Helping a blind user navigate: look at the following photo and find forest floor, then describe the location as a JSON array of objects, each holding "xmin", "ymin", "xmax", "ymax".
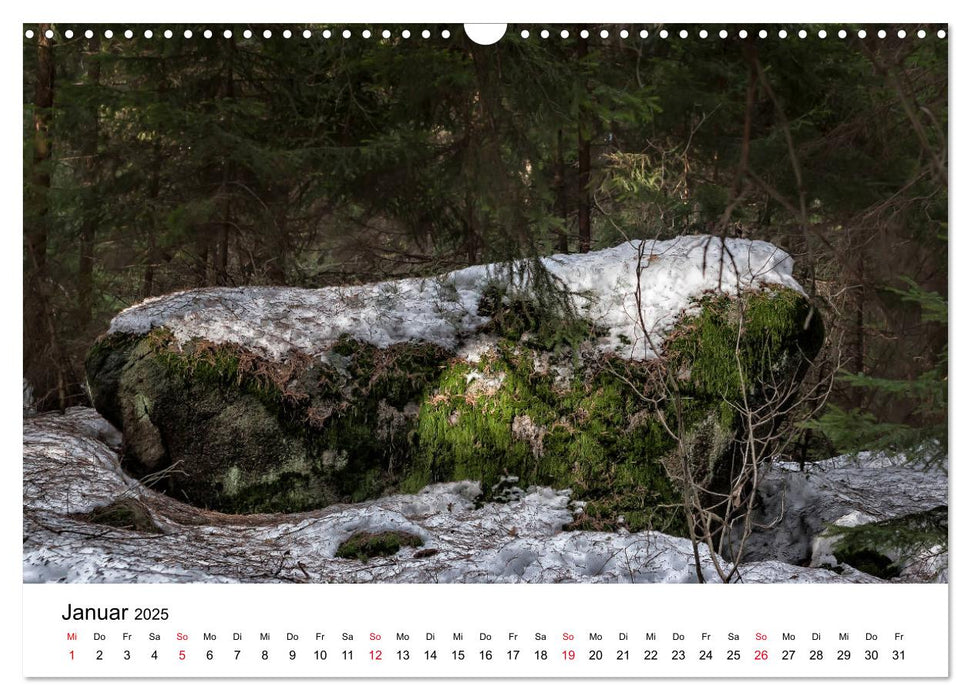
[{"xmin": 22, "ymin": 408, "xmax": 947, "ymax": 584}]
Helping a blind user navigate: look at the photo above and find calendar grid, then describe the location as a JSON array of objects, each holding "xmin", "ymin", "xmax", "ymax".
[{"xmin": 23, "ymin": 584, "xmax": 948, "ymax": 678}]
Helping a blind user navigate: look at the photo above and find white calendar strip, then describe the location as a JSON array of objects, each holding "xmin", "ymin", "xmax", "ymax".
[{"xmin": 23, "ymin": 583, "xmax": 947, "ymax": 678}]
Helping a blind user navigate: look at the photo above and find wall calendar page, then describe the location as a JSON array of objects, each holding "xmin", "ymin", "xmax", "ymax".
[{"xmin": 15, "ymin": 3, "xmax": 956, "ymax": 694}]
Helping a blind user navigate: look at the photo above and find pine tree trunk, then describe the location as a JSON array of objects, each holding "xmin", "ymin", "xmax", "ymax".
[
  {"xmin": 25, "ymin": 26, "xmax": 53, "ymax": 284},
  {"xmin": 576, "ymin": 35, "xmax": 592, "ymax": 254},
  {"xmin": 216, "ymin": 39, "xmax": 235, "ymax": 284},
  {"xmin": 77, "ymin": 35, "xmax": 101, "ymax": 329},
  {"xmin": 554, "ymin": 129, "xmax": 569, "ymax": 254},
  {"xmin": 267, "ymin": 200, "xmax": 288, "ymax": 284},
  {"xmin": 465, "ymin": 195, "xmax": 480, "ymax": 264},
  {"xmin": 217, "ymin": 182, "xmax": 231, "ymax": 284},
  {"xmin": 142, "ymin": 142, "xmax": 162, "ymax": 298},
  {"xmin": 24, "ymin": 24, "xmax": 66, "ymax": 410},
  {"xmin": 853, "ymin": 252, "xmax": 867, "ymax": 406}
]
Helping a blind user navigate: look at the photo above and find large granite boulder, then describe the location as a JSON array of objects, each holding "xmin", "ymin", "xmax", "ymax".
[{"xmin": 85, "ymin": 235, "xmax": 823, "ymax": 530}]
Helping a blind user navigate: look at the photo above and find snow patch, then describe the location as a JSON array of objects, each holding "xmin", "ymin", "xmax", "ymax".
[
  {"xmin": 108, "ymin": 236, "xmax": 803, "ymax": 362},
  {"xmin": 745, "ymin": 451, "xmax": 948, "ymax": 572},
  {"xmin": 24, "ymin": 409, "xmax": 879, "ymax": 584}
]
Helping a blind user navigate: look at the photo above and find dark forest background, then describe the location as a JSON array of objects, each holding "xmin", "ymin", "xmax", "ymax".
[{"xmin": 23, "ymin": 24, "xmax": 948, "ymax": 460}]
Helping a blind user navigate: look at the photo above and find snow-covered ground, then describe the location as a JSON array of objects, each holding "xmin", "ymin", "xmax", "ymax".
[
  {"xmin": 746, "ymin": 451, "xmax": 948, "ymax": 578},
  {"xmin": 108, "ymin": 235, "xmax": 802, "ymax": 361},
  {"xmin": 25, "ymin": 408, "xmax": 888, "ymax": 584}
]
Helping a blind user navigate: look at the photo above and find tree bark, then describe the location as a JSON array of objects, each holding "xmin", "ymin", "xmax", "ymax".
[
  {"xmin": 216, "ymin": 37, "xmax": 236, "ymax": 284},
  {"xmin": 576, "ymin": 35, "xmax": 592, "ymax": 254},
  {"xmin": 77, "ymin": 35, "xmax": 101, "ymax": 329},
  {"xmin": 25, "ymin": 25, "xmax": 54, "ymax": 283},
  {"xmin": 854, "ymin": 253, "xmax": 867, "ymax": 376},
  {"xmin": 24, "ymin": 24, "xmax": 66, "ymax": 409},
  {"xmin": 266, "ymin": 194, "xmax": 289, "ymax": 284},
  {"xmin": 142, "ymin": 142, "xmax": 162, "ymax": 298},
  {"xmin": 554, "ymin": 129, "xmax": 569, "ymax": 254}
]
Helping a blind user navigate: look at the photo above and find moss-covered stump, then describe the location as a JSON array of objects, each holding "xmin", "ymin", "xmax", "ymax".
[{"xmin": 86, "ymin": 282, "xmax": 821, "ymax": 532}]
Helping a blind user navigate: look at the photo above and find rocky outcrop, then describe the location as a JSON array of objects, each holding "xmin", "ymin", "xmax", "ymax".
[{"xmin": 85, "ymin": 236, "xmax": 823, "ymax": 527}]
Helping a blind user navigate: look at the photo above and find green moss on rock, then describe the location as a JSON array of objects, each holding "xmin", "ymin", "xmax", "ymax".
[
  {"xmin": 84, "ymin": 498, "xmax": 162, "ymax": 534},
  {"xmin": 336, "ymin": 531, "xmax": 424, "ymax": 562},
  {"xmin": 85, "ymin": 284, "xmax": 822, "ymax": 532},
  {"xmin": 666, "ymin": 287, "xmax": 824, "ymax": 401},
  {"xmin": 413, "ymin": 345, "xmax": 687, "ymax": 533},
  {"xmin": 89, "ymin": 328, "xmax": 451, "ymax": 514}
]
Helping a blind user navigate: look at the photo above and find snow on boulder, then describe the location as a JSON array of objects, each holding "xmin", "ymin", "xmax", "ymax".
[
  {"xmin": 107, "ymin": 236, "xmax": 803, "ymax": 362},
  {"xmin": 85, "ymin": 236, "xmax": 823, "ymax": 526}
]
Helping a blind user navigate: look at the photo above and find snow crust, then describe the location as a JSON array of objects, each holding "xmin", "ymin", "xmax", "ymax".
[
  {"xmin": 24, "ymin": 409, "xmax": 877, "ymax": 584},
  {"xmin": 108, "ymin": 236, "xmax": 803, "ymax": 361},
  {"xmin": 745, "ymin": 451, "xmax": 948, "ymax": 570}
]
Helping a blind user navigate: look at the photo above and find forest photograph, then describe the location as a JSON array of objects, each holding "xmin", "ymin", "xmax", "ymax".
[{"xmin": 22, "ymin": 24, "xmax": 947, "ymax": 584}]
